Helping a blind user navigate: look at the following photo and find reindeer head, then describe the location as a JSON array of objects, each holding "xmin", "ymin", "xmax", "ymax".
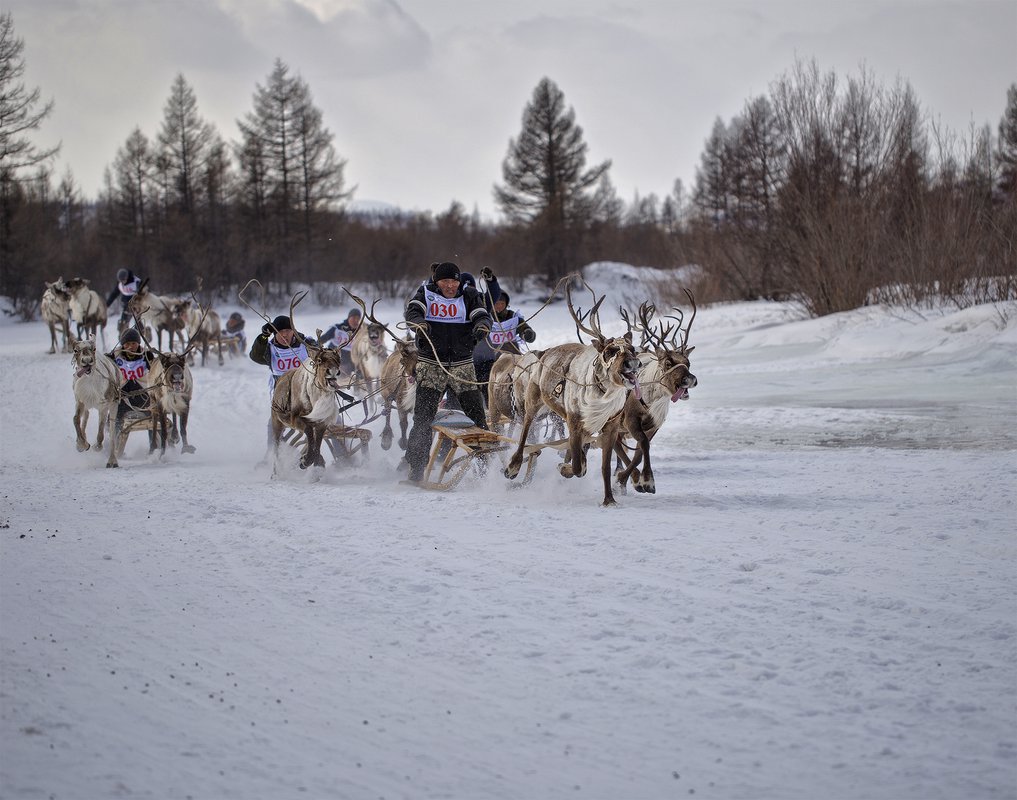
[
  {"xmin": 645, "ymin": 289, "xmax": 698, "ymax": 402},
  {"xmin": 366, "ymin": 322, "xmax": 386, "ymax": 349},
  {"xmin": 72, "ymin": 338, "xmax": 98, "ymax": 376},
  {"xmin": 156, "ymin": 352, "xmax": 190, "ymax": 392},
  {"xmin": 47, "ymin": 278, "xmax": 71, "ymax": 300},
  {"xmin": 65, "ymin": 277, "xmax": 90, "ymax": 297},
  {"xmin": 394, "ymin": 336, "xmax": 419, "ymax": 381},
  {"xmin": 597, "ymin": 333, "xmax": 643, "ymax": 394},
  {"xmin": 310, "ymin": 347, "xmax": 345, "ymax": 391}
]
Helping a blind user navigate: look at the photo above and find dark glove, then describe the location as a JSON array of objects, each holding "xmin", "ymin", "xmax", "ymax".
[
  {"xmin": 473, "ymin": 325, "xmax": 490, "ymax": 344},
  {"xmin": 261, "ymin": 321, "xmax": 274, "ymax": 336},
  {"xmin": 412, "ymin": 322, "xmax": 430, "ymax": 339},
  {"xmin": 521, "ymin": 328, "xmax": 536, "ymax": 343},
  {"xmin": 480, "ymin": 267, "xmax": 495, "ymax": 282}
]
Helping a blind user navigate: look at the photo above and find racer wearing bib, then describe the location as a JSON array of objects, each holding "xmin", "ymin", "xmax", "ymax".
[
  {"xmin": 249, "ymin": 315, "xmax": 312, "ymax": 457},
  {"xmin": 319, "ymin": 308, "xmax": 362, "ymax": 375},
  {"xmin": 472, "ymin": 291, "xmax": 536, "ymax": 397},
  {"xmin": 107, "ymin": 328, "xmax": 154, "ymax": 417},
  {"xmin": 105, "ymin": 268, "xmax": 144, "ymax": 332},
  {"xmin": 402, "ymin": 261, "xmax": 492, "ymax": 483}
]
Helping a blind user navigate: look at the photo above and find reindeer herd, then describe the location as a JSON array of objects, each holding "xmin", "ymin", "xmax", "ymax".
[{"xmin": 42, "ymin": 275, "xmax": 697, "ymax": 505}]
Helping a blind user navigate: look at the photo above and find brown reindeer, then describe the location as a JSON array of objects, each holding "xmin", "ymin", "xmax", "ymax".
[
  {"xmin": 71, "ymin": 337, "xmax": 120, "ymax": 453},
  {"xmin": 147, "ymin": 351, "xmax": 196, "ymax": 455},
  {"xmin": 129, "ymin": 284, "xmax": 188, "ymax": 352},
  {"xmin": 180, "ymin": 300, "xmax": 224, "ymax": 366},
  {"xmin": 377, "ymin": 336, "xmax": 418, "ymax": 450},
  {"xmin": 270, "ymin": 343, "xmax": 346, "ymax": 471},
  {"xmin": 42, "ymin": 278, "xmax": 72, "ymax": 354},
  {"xmin": 65, "ymin": 278, "xmax": 108, "ymax": 348},
  {"xmin": 351, "ymin": 320, "xmax": 389, "ymax": 402},
  {"xmin": 614, "ymin": 294, "xmax": 698, "ymax": 494},
  {"xmin": 503, "ymin": 282, "xmax": 642, "ymax": 506}
]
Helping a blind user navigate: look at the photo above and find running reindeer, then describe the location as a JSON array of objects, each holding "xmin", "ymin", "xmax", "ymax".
[
  {"xmin": 65, "ymin": 277, "xmax": 108, "ymax": 348},
  {"xmin": 268, "ymin": 295, "xmax": 347, "ymax": 471},
  {"xmin": 503, "ymin": 280, "xmax": 642, "ymax": 506},
  {"xmin": 42, "ymin": 278, "xmax": 72, "ymax": 354},
  {"xmin": 71, "ymin": 336, "xmax": 120, "ymax": 453},
  {"xmin": 613, "ymin": 293, "xmax": 697, "ymax": 494},
  {"xmin": 128, "ymin": 282, "xmax": 188, "ymax": 351}
]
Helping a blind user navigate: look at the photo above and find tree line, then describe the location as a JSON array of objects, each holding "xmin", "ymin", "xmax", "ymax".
[{"xmin": 0, "ymin": 11, "xmax": 1013, "ymax": 320}]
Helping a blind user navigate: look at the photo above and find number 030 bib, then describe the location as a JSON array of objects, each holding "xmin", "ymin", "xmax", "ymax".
[{"xmin": 424, "ymin": 289, "xmax": 466, "ymax": 323}]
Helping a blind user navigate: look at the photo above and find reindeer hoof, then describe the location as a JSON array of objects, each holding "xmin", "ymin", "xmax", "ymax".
[
  {"xmin": 398, "ymin": 438, "xmax": 408, "ymax": 450},
  {"xmin": 602, "ymin": 498, "xmax": 618, "ymax": 507},
  {"xmin": 558, "ymin": 463, "xmax": 575, "ymax": 478},
  {"xmin": 181, "ymin": 445, "xmax": 196, "ymax": 454},
  {"xmin": 380, "ymin": 432, "xmax": 393, "ymax": 450},
  {"xmin": 106, "ymin": 462, "xmax": 118, "ymax": 469},
  {"xmin": 503, "ymin": 465, "xmax": 519, "ymax": 480},
  {"xmin": 76, "ymin": 441, "xmax": 89, "ymax": 452}
]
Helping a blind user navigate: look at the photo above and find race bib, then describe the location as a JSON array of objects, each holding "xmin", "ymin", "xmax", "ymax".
[
  {"xmin": 119, "ymin": 279, "xmax": 139, "ymax": 297},
  {"xmin": 115, "ymin": 355, "xmax": 146, "ymax": 382},
  {"xmin": 489, "ymin": 315, "xmax": 521, "ymax": 346},
  {"xmin": 424, "ymin": 289, "xmax": 466, "ymax": 323},
  {"xmin": 269, "ymin": 342, "xmax": 309, "ymax": 377}
]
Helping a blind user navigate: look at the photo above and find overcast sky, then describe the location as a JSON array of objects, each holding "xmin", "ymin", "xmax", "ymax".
[{"xmin": 9, "ymin": 0, "xmax": 1016, "ymax": 218}]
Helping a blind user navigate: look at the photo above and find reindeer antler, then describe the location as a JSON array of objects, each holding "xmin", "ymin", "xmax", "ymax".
[
  {"xmin": 678, "ymin": 288, "xmax": 697, "ymax": 353},
  {"xmin": 566, "ymin": 278, "xmax": 607, "ymax": 344},
  {"xmin": 342, "ymin": 286, "xmax": 401, "ymax": 343}
]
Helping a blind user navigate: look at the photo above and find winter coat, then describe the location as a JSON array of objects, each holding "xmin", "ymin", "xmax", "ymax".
[{"xmin": 405, "ymin": 281, "xmax": 491, "ymax": 366}]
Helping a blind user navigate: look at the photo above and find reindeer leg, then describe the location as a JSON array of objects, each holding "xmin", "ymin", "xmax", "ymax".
[
  {"xmin": 632, "ymin": 429, "xmax": 655, "ymax": 494},
  {"xmin": 94, "ymin": 408, "xmax": 107, "ymax": 451},
  {"xmin": 106, "ymin": 411, "xmax": 122, "ymax": 468},
  {"xmin": 180, "ymin": 410, "xmax": 195, "ymax": 454},
  {"xmin": 600, "ymin": 427, "xmax": 619, "ymax": 506},
  {"xmin": 505, "ymin": 381, "xmax": 542, "ymax": 480},
  {"xmin": 74, "ymin": 404, "xmax": 90, "ymax": 451}
]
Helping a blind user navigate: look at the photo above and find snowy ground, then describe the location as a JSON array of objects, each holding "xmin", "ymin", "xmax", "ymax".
[{"xmin": 1, "ymin": 272, "xmax": 1015, "ymax": 800}]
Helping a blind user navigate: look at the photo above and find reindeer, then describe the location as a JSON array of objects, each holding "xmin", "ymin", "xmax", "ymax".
[
  {"xmin": 350, "ymin": 319, "xmax": 389, "ymax": 403},
  {"xmin": 613, "ymin": 294, "xmax": 698, "ymax": 494},
  {"xmin": 377, "ymin": 337, "xmax": 418, "ymax": 450},
  {"xmin": 147, "ymin": 350, "xmax": 196, "ymax": 455},
  {"xmin": 181, "ymin": 300, "xmax": 224, "ymax": 367},
  {"xmin": 128, "ymin": 283, "xmax": 188, "ymax": 352},
  {"xmin": 503, "ymin": 281, "xmax": 642, "ymax": 506},
  {"xmin": 270, "ymin": 344, "xmax": 346, "ymax": 471},
  {"xmin": 65, "ymin": 278, "xmax": 108, "ymax": 348},
  {"xmin": 71, "ymin": 337, "xmax": 120, "ymax": 453},
  {"xmin": 42, "ymin": 278, "xmax": 72, "ymax": 354}
]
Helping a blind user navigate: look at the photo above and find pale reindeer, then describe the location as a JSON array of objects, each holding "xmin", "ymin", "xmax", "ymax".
[
  {"xmin": 270, "ymin": 344, "xmax": 346, "ymax": 471},
  {"xmin": 613, "ymin": 295, "xmax": 698, "ymax": 494},
  {"xmin": 180, "ymin": 300, "xmax": 224, "ymax": 367},
  {"xmin": 488, "ymin": 350, "xmax": 566, "ymax": 442},
  {"xmin": 377, "ymin": 337, "xmax": 418, "ymax": 451},
  {"xmin": 42, "ymin": 278, "xmax": 72, "ymax": 354},
  {"xmin": 65, "ymin": 277, "xmax": 108, "ymax": 348},
  {"xmin": 350, "ymin": 320, "xmax": 389, "ymax": 403},
  {"xmin": 128, "ymin": 283, "xmax": 188, "ymax": 352},
  {"xmin": 147, "ymin": 350, "xmax": 196, "ymax": 455},
  {"xmin": 71, "ymin": 337, "xmax": 120, "ymax": 453},
  {"xmin": 503, "ymin": 282, "xmax": 642, "ymax": 506}
]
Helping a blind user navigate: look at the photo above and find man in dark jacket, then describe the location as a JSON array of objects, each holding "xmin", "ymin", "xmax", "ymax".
[
  {"xmin": 403, "ymin": 261, "xmax": 492, "ymax": 482},
  {"xmin": 106, "ymin": 268, "xmax": 143, "ymax": 332}
]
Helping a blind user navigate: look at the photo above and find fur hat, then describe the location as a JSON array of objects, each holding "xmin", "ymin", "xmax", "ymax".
[
  {"xmin": 271, "ymin": 315, "xmax": 292, "ymax": 331},
  {"xmin": 432, "ymin": 262, "xmax": 460, "ymax": 282}
]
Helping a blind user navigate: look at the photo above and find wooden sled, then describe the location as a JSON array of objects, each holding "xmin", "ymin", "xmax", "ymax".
[
  {"xmin": 115, "ymin": 413, "xmax": 193, "ymax": 456},
  {"xmin": 284, "ymin": 424, "xmax": 372, "ymax": 466},
  {"xmin": 410, "ymin": 423, "xmax": 516, "ymax": 491}
]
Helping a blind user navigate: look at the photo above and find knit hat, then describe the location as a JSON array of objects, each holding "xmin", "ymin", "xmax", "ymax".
[
  {"xmin": 117, "ymin": 268, "xmax": 129, "ymax": 283},
  {"xmin": 459, "ymin": 271, "xmax": 476, "ymax": 289},
  {"xmin": 121, "ymin": 328, "xmax": 141, "ymax": 345},
  {"xmin": 271, "ymin": 315, "xmax": 292, "ymax": 331},
  {"xmin": 347, "ymin": 308, "xmax": 362, "ymax": 318},
  {"xmin": 432, "ymin": 262, "xmax": 460, "ymax": 282},
  {"xmin": 498, "ymin": 291, "xmax": 510, "ymax": 305}
]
